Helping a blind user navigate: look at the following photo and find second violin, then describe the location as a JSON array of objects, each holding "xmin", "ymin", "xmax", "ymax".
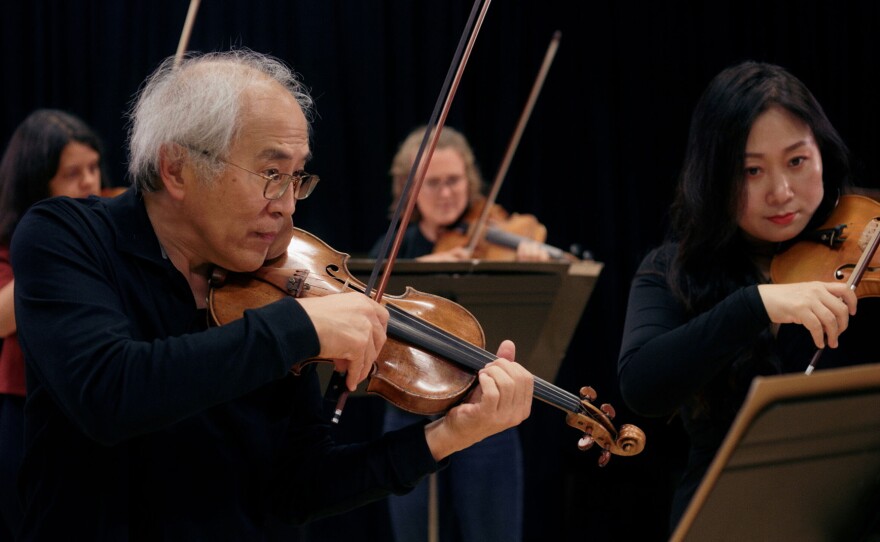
[
  {"xmin": 378, "ymin": 126, "xmax": 580, "ymax": 263},
  {"xmin": 433, "ymin": 196, "xmax": 579, "ymax": 261},
  {"xmin": 771, "ymin": 194, "xmax": 880, "ymax": 298}
]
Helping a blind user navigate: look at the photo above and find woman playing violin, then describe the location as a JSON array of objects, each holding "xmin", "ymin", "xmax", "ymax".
[
  {"xmin": 617, "ymin": 61, "xmax": 880, "ymax": 535},
  {"xmin": 371, "ymin": 125, "xmax": 550, "ymax": 263},
  {"xmin": 369, "ymin": 125, "xmax": 546, "ymax": 542},
  {"xmin": 0, "ymin": 109, "xmax": 108, "ymax": 538}
]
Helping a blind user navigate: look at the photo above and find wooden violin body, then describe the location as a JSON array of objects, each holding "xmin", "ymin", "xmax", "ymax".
[
  {"xmin": 209, "ymin": 228, "xmax": 645, "ymax": 463},
  {"xmin": 433, "ymin": 199, "xmax": 577, "ymax": 261},
  {"xmin": 209, "ymin": 230, "xmax": 481, "ymax": 414},
  {"xmin": 101, "ymin": 186, "xmax": 128, "ymax": 198},
  {"xmin": 771, "ymin": 194, "xmax": 880, "ymax": 297}
]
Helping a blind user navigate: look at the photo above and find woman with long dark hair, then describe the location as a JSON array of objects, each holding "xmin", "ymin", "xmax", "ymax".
[
  {"xmin": 0, "ymin": 108, "xmax": 107, "ymax": 539},
  {"xmin": 617, "ymin": 61, "xmax": 878, "ymax": 533}
]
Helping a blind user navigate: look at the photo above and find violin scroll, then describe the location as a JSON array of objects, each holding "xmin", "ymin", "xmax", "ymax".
[{"xmin": 565, "ymin": 384, "xmax": 646, "ymax": 466}]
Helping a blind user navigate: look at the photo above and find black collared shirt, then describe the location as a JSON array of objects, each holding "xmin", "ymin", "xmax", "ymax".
[{"xmin": 11, "ymin": 189, "xmax": 438, "ymax": 541}]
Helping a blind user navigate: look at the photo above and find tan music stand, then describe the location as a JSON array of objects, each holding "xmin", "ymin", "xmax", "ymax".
[
  {"xmin": 345, "ymin": 258, "xmax": 603, "ymax": 383},
  {"xmin": 671, "ymin": 363, "xmax": 880, "ymax": 542}
]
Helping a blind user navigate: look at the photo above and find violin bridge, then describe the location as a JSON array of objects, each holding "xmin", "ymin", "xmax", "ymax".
[
  {"xmin": 858, "ymin": 218, "xmax": 880, "ymax": 252},
  {"xmin": 286, "ymin": 269, "xmax": 311, "ymax": 297}
]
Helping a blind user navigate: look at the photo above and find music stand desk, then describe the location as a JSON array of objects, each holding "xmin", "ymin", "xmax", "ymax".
[{"xmin": 672, "ymin": 363, "xmax": 880, "ymax": 541}]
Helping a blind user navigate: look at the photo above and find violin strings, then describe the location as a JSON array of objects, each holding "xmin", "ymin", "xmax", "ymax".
[
  {"xmin": 386, "ymin": 304, "xmax": 583, "ymax": 413},
  {"xmin": 300, "ymin": 270, "xmax": 586, "ymax": 414}
]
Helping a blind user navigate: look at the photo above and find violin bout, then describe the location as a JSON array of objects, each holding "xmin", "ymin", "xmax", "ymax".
[{"xmin": 771, "ymin": 195, "xmax": 880, "ymax": 298}]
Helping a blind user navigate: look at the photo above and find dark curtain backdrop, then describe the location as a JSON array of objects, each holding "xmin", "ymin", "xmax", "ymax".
[{"xmin": 4, "ymin": 1, "xmax": 880, "ymax": 540}]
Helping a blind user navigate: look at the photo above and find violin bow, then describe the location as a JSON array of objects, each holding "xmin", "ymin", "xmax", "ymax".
[
  {"xmin": 805, "ymin": 214, "xmax": 880, "ymax": 374},
  {"xmin": 466, "ymin": 30, "xmax": 561, "ymax": 255},
  {"xmin": 173, "ymin": 0, "xmax": 201, "ymax": 69},
  {"xmin": 328, "ymin": 0, "xmax": 493, "ymax": 422}
]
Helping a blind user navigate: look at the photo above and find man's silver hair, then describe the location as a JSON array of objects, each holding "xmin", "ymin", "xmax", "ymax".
[{"xmin": 127, "ymin": 48, "xmax": 315, "ymax": 192}]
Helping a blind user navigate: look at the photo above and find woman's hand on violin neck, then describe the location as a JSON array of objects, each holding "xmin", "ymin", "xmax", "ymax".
[
  {"xmin": 297, "ymin": 292, "xmax": 389, "ymax": 391},
  {"xmin": 758, "ymin": 281, "xmax": 857, "ymax": 349},
  {"xmin": 423, "ymin": 339, "xmax": 534, "ymax": 461}
]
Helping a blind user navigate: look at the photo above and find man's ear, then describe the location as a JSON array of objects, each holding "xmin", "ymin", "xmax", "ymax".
[{"xmin": 157, "ymin": 143, "xmax": 188, "ymax": 200}]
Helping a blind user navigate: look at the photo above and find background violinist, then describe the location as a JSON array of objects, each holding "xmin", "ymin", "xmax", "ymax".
[
  {"xmin": 0, "ymin": 109, "xmax": 107, "ymax": 539},
  {"xmin": 369, "ymin": 125, "xmax": 550, "ymax": 542},
  {"xmin": 371, "ymin": 125, "xmax": 551, "ymax": 264},
  {"xmin": 616, "ymin": 60, "xmax": 880, "ymax": 536}
]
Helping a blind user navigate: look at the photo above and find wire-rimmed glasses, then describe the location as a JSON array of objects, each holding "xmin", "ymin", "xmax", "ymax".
[{"xmin": 218, "ymin": 158, "xmax": 319, "ymax": 201}]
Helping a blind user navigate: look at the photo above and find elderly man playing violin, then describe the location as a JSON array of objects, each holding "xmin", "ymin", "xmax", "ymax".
[{"xmin": 10, "ymin": 49, "xmax": 533, "ymax": 541}]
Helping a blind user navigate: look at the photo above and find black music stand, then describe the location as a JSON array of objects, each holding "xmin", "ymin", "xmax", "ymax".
[
  {"xmin": 345, "ymin": 258, "xmax": 603, "ymax": 383},
  {"xmin": 671, "ymin": 363, "xmax": 880, "ymax": 542}
]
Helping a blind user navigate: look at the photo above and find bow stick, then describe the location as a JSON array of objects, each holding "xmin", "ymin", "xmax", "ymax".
[
  {"xmin": 466, "ymin": 30, "xmax": 561, "ymax": 255},
  {"xmin": 805, "ymin": 214, "xmax": 880, "ymax": 374},
  {"xmin": 328, "ymin": 0, "xmax": 493, "ymax": 422},
  {"xmin": 173, "ymin": 0, "xmax": 201, "ymax": 68}
]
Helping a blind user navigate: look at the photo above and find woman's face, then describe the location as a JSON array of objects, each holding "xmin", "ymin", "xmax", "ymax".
[
  {"xmin": 415, "ymin": 147, "xmax": 470, "ymax": 231},
  {"xmin": 48, "ymin": 141, "xmax": 102, "ymax": 198},
  {"xmin": 738, "ymin": 106, "xmax": 824, "ymax": 245}
]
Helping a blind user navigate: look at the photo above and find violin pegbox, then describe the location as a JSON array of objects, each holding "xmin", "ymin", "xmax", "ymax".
[{"xmin": 565, "ymin": 385, "xmax": 646, "ymax": 467}]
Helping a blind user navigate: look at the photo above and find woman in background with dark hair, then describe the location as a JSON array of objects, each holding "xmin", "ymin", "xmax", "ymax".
[
  {"xmin": 0, "ymin": 109, "xmax": 106, "ymax": 538},
  {"xmin": 617, "ymin": 61, "xmax": 879, "ymax": 533}
]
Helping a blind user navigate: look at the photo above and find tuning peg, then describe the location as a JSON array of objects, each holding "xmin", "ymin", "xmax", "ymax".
[
  {"xmin": 579, "ymin": 386, "xmax": 597, "ymax": 402},
  {"xmin": 598, "ymin": 449, "xmax": 611, "ymax": 467},
  {"xmin": 577, "ymin": 426, "xmax": 594, "ymax": 451},
  {"xmin": 600, "ymin": 403, "xmax": 616, "ymax": 419},
  {"xmin": 577, "ymin": 434, "xmax": 594, "ymax": 451}
]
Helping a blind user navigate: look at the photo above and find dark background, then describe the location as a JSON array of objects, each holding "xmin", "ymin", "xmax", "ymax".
[{"xmin": 4, "ymin": 1, "xmax": 880, "ymax": 540}]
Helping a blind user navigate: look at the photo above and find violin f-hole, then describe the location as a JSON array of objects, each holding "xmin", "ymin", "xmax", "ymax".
[{"xmin": 835, "ymin": 264, "xmax": 880, "ymax": 281}]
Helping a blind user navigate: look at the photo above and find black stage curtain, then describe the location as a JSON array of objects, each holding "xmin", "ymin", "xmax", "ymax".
[{"xmin": 3, "ymin": 2, "xmax": 880, "ymax": 540}]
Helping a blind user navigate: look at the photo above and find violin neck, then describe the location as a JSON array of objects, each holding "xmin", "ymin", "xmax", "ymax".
[
  {"xmin": 387, "ymin": 304, "xmax": 581, "ymax": 414},
  {"xmin": 484, "ymin": 227, "xmax": 569, "ymax": 260}
]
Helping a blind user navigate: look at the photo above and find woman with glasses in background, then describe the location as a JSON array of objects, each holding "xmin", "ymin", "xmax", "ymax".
[
  {"xmin": 369, "ymin": 125, "xmax": 549, "ymax": 542},
  {"xmin": 371, "ymin": 125, "xmax": 551, "ymax": 263}
]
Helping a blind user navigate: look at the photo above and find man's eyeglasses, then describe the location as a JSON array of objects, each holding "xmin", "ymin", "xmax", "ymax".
[
  {"xmin": 219, "ymin": 158, "xmax": 319, "ymax": 201},
  {"xmin": 191, "ymin": 147, "xmax": 319, "ymax": 201}
]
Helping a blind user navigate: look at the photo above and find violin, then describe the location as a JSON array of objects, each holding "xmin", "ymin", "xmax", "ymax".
[
  {"xmin": 433, "ymin": 198, "xmax": 579, "ymax": 261},
  {"xmin": 770, "ymin": 194, "xmax": 880, "ymax": 297},
  {"xmin": 771, "ymin": 194, "xmax": 880, "ymax": 374},
  {"xmin": 101, "ymin": 186, "xmax": 128, "ymax": 198},
  {"xmin": 208, "ymin": 228, "xmax": 645, "ymax": 465}
]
